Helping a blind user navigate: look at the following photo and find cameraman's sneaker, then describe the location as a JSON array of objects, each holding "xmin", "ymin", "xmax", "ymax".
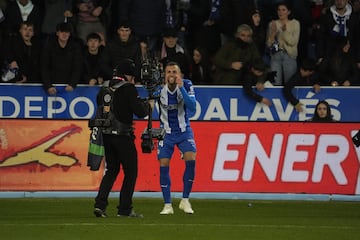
[
  {"xmin": 94, "ymin": 208, "xmax": 107, "ymax": 218},
  {"xmin": 179, "ymin": 199, "xmax": 194, "ymax": 214},
  {"xmin": 160, "ymin": 203, "xmax": 174, "ymax": 215}
]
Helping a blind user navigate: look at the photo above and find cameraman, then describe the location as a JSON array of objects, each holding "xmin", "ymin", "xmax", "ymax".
[
  {"xmin": 93, "ymin": 59, "xmax": 150, "ymax": 218},
  {"xmin": 157, "ymin": 61, "xmax": 197, "ymax": 215}
]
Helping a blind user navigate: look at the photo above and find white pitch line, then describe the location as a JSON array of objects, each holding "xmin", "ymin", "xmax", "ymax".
[{"xmin": 0, "ymin": 223, "xmax": 357, "ymax": 229}]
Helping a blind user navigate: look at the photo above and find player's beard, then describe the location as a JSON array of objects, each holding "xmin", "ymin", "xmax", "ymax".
[{"xmin": 168, "ymin": 75, "xmax": 177, "ymax": 81}]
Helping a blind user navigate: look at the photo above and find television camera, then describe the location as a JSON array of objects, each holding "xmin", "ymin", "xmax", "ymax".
[
  {"xmin": 140, "ymin": 55, "xmax": 164, "ymax": 99},
  {"xmin": 140, "ymin": 55, "xmax": 165, "ymax": 153}
]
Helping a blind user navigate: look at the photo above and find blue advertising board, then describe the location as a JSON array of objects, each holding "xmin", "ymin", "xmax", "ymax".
[{"xmin": 0, "ymin": 83, "xmax": 359, "ymax": 121}]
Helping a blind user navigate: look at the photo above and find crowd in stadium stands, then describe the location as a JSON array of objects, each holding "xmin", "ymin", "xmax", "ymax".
[{"xmin": 0, "ymin": 0, "xmax": 359, "ymax": 91}]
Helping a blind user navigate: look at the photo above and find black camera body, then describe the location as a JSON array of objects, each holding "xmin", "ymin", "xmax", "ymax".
[
  {"xmin": 141, "ymin": 131, "xmax": 153, "ymax": 153},
  {"xmin": 140, "ymin": 57, "xmax": 163, "ymax": 99},
  {"xmin": 141, "ymin": 128, "xmax": 166, "ymax": 153}
]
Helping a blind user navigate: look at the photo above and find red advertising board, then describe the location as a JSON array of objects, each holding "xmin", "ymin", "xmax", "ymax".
[{"xmin": 0, "ymin": 120, "xmax": 359, "ymax": 194}]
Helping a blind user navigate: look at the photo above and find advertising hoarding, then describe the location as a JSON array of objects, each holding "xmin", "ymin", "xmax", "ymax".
[{"xmin": 1, "ymin": 120, "xmax": 359, "ymax": 194}]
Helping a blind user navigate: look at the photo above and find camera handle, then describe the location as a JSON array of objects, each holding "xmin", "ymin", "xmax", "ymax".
[
  {"xmin": 147, "ymin": 101, "xmax": 153, "ymax": 134},
  {"xmin": 140, "ymin": 101, "xmax": 155, "ymax": 153}
]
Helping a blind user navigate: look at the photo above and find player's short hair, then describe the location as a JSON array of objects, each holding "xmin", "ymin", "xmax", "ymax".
[{"xmin": 165, "ymin": 61, "xmax": 180, "ymax": 68}]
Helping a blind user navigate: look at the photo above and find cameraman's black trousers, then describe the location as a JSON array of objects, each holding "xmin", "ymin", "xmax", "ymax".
[{"xmin": 94, "ymin": 134, "xmax": 138, "ymax": 215}]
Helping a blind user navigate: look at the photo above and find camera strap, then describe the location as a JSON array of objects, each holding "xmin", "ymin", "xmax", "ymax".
[{"xmin": 99, "ymin": 83, "xmax": 134, "ymax": 136}]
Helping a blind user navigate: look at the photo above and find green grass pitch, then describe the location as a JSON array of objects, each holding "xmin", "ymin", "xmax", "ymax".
[{"xmin": 0, "ymin": 197, "xmax": 359, "ymax": 240}]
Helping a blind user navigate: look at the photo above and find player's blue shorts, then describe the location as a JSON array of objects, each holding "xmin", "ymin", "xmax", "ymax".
[{"xmin": 157, "ymin": 128, "xmax": 197, "ymax": 159}]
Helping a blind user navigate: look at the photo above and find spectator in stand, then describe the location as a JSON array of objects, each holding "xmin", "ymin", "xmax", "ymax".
[
  {"xmin": 307, "ymin": 1, "xmax": 338, "ymax": 60},
  {"xmin": 243, "ymin": 58, "xmax": 272, "ymax": 106},
  {"xmin": 81, "ymin": 32, "xmax": 104, "ymax": 85},
  {"xmin": 164, "ymin": 0, "xmax": 190, "ymax": 49},
  {"xmin": 291, "ymin": 0, "xmax": 313, "ymax": 62},
  {"xmin": 247, "ymin": 8, "xmax": 267, "ymax": 62},
  {"xmin": 3, "ymin": 0, "xmax": 42, "ymax": 38},
  {"xmin": 1, "ymin": 21, "xmax": 41, "ymax": 83},
  {"xmin": 321, "ymin": 0, "xmax": 335, "ymax": 13},
  {"xmin": 41, "ymin": 22, "xmax": 83, "ymax": 95},
  {"xmin": 190, "ymin": 46, "xmax": 213, "ymax": 84},
  {"xmin": 99, "ymin": 20, "xmax": 142, "ymax": 82},
  {"xmin": 308, "ymin": 0, "xmax": 326, "ymax": 60},
  {"xmin": 40, "ymin": 0, "xmax": 74, "ymax": 43},
  {"xmin": 266, "ymin": 1, "xmax": 300, "ymax": 86},
  {"xmin": 318, "ymin": 36, "xmax": 359, "ymax": 86},
  {"xmin": 353, "ymin": 0, "xmax": 360, "ymax": 13},
  {"xmin": 316, "ymin": 0, "xmax": 358, "ymax": 64},
  {"xmin": 117, "ymin": 0, "xmax": 166, "ymax": 53},
  {"xmin": 213, "ymin": 24, "xmax": 260, "ymax": 85},
  {"xmin": 160, "ymin": 27, "xmax": 190, "ymax": 78},
  {"xmin": 219, "ymin": 0, "xmax": 257, "ymax": 44},
  {"xmin": 310, "ymin": 100, "xmax": 335, "ymax": 122},
  {"xmin": 72, "ymin": 0, "xmax": 110, "ymax": 44},
  {"xmin": 187, "ymin": 0, "xmax": 221, "ymax": 58},
  {"xmin": 257, "ymin": 0, "xmax": 282, "ymax": 26},
  {"xmin": 283, "ymin": 58, "xmax": 320, "ymax": 113}
]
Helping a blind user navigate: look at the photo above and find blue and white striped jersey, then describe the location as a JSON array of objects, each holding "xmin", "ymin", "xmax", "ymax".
[{"xmin": 158, "ymin": 79, "xmax": 196, "ymax": 134}]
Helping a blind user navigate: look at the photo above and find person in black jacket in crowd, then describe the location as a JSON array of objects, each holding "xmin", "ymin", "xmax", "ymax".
[
  {"xmin": 81, "ymin": 32, "xmax": 105, "ymax": 85},
  {"xmin": 1, "ymin": 20, "xmax": 41, "ymax": 83},
  {"xmin": 246, "ymin": 8, "xmax": 267, "ymax": 60},
  {"xmin": 39, "ymin": 0, "xmax": 75, "ymax": 44},
  {"xmin": 2, "ymin": 0, "xmax": 42, "ymax": 39},
  {"xmin": 283, "ymin": 58, "xmax": 320, "ymax": 113},
  {"xmin": 316, "ymin": 0, "xmax": 358, "ymax": 64},
  {"xmin": 116, "ymin": 0, "xmax": 166, "ymax": 53},
  {"xmin": 243, "ymin": 58, "xmax": 272, "ymax": 106},
  {"xmin": 99, "ymin": 20, "xmax": 142, "ymax": 82},
  {"xmin": 160, "ymin": 27, "xmax": 190, "ymax": 78},
  {"xmin": 318, "ymin": 36, "xmax": 359, "ymax": 86},
  {"xmin": 41, "ymin": 22, "xmax": 83, "ymax": 95},
  {"xmin": 93, "ymin": 60, "xmax": 151, "ymax": 218}
]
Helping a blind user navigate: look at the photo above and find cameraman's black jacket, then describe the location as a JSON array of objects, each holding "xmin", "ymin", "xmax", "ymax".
[{"xmin": 96, "ymin": 81, "xmax": 149, "ymax": 136}]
